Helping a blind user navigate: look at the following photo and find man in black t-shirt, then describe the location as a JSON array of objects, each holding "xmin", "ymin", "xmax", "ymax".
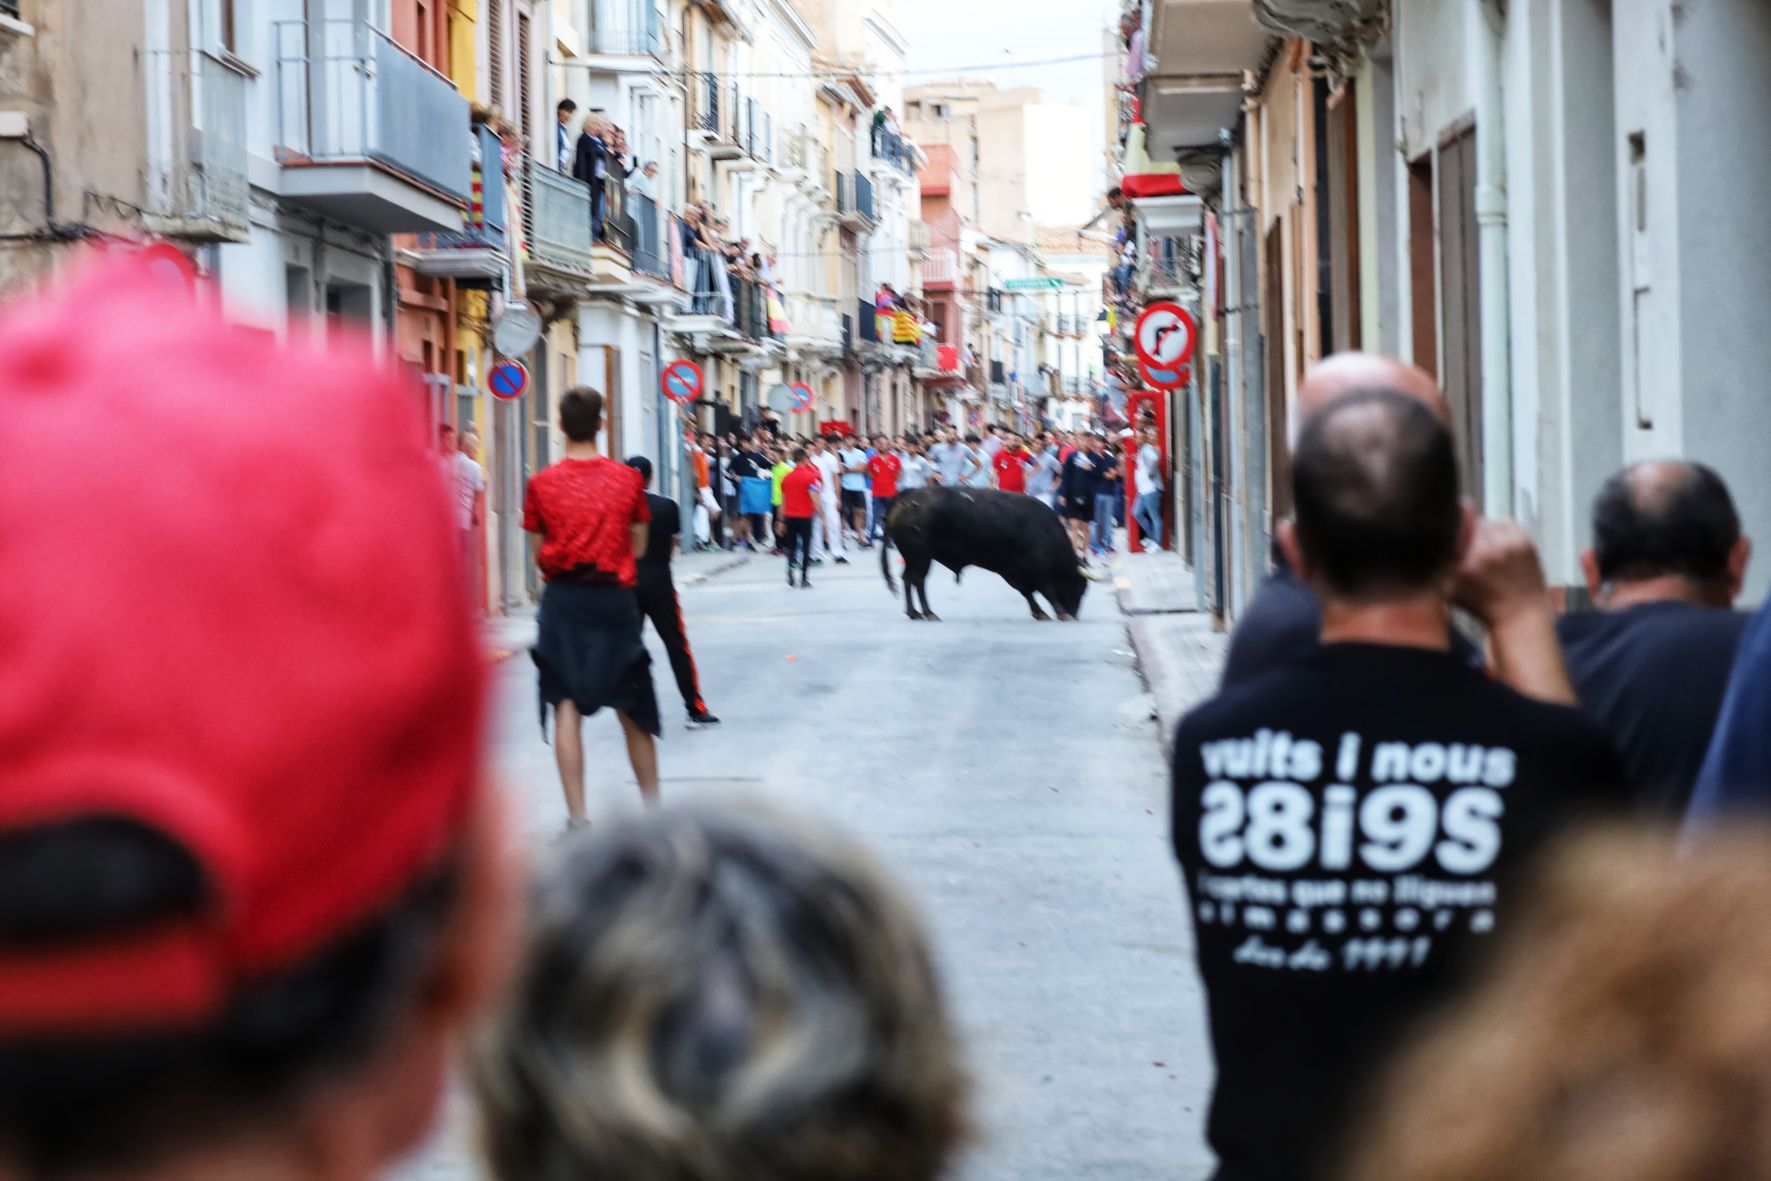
[
  {"xmin": 627, "ymin": 457, "xmax": 719, "ymax": 729},
  {"xmin": 1221, "ymin": 354, "xmax": 1565, "ymax": 703},
  {"xmin": 1557, "ymin": 460, "xmax": 1751, "ymax": 815},
  {"xmin": 1171, "ymin": 391, "xmax": 1624, "ymax": 1181}
]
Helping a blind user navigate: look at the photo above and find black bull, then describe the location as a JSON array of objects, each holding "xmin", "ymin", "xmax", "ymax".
[{"xmin": 880, "ymin": 488, "xmax": 1089, "ymax": 621}]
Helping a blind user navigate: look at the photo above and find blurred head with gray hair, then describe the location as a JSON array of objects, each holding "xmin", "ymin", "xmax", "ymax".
[{"xmin": 472, "ymin": 804, "xmax": 969, "ymax": 1181}]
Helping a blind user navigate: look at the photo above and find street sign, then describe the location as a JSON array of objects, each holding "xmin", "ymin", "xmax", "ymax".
[
  {"xmin": 660, "ymin": 359, "xmax": 703, "ymax": 403},
  {"xmin": 1004, "ymin": 277, "xmax": 1065, "ymax": 291},
  {"xmin": 488, "ymin": 358, "xmax": 528, "ymax": 400},
  {"xmin": 1138, "ymin": 358, "xmax": 1190, "ymax": 390},
  {"xmin": 491, "ymin": 303, "xmax": 543, "ymax": 357},
  {"xmin": 1133, "ymin": 302, "xmax": 1197, "ymax": 371},
  {"xmin": 790, "ymin": 382, "xmax": 814, "ymax": 413}
]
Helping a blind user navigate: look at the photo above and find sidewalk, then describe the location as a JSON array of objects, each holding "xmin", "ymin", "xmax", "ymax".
[
  {"xmin": 481, "ymin": 549, "xmax": 753, "ymax": 661},
  {"xmin": 1108, "ymin": 546, "xmax": 1228, "ymax": 754}
]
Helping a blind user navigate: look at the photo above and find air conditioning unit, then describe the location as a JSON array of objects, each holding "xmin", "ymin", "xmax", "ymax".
[
  {"xmin": 1252, "ymin": 0, "xmax": 1384, "ymax": 44},
  {"xmin": 1175, "ymin": 149, "xmax": 1223, "ymax": 199}
]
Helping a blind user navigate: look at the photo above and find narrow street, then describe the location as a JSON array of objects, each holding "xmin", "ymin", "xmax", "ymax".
[{"xmin": 398, "ymin": 551, "xmax": 1216, "ymax": 1181}]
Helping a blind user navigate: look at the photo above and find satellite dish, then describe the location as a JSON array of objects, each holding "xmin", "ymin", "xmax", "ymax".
[
  {"xmin": 491, "ymin": 302, "xmax": 543, "ymax": 358},
  {"xmin": 766, "ymin": 383, "xmax": 795, "ymax": 412}
]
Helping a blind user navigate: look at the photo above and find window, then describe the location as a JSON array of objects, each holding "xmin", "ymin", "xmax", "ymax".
[
  {"xmin": 219, "ymin": 0, "xmax": 236, "ymax": 53},
  {"xmin": 0, "ymin": 0, "xmax": 21, "ymax": 20},
  {"xmin": 487, "ymin": 0, "xmax": 505, "ymax": 112}
]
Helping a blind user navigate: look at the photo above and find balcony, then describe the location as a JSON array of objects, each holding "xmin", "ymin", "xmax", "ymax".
[
  {"xmin": 689, "ymin": 75, "xmax": 770, "ymax": 164},
  {"xmin": 522, "ymin": 156, "xmax": 595, "ymax": 294},
  {"xmin": 834, "ymin": 170, "xmax": 875, "ymax": 229},
  {"xmin": 856, "ymin": 299, "xmax": 882, "ymax": 345},
  {"xmin": 1142, "ymin": 0, "xmax": 1269, "ymax": 155},
  {"xmin": 785, "ymin": 292, "xmax": 843, "ymax": 355},
  {"xmin": 908, "ymin": 218, "xmax": 930, "ymax": 258},
  {"xmin": 583, "ymin": 0, "xmax": 665, "ymax": 58},
  {"xmin": 273, "ymin": 19, "xmax": 470, "ymax": 232},
  {"xmin": 628, "ymin": 192, "xmax": 666, "ymax": 279},
  {"xmin": 140, "ymin": 50, "xmax": 249, "ymax": 244},
  {"xmin": 867, "ymin": 126, "xmax": 918, "ymax": 178},
  {"xmin": 411, "ymin": 124, "xmax": 508, "ymax": 281},
  {"xmin": 1143, "ymin": 233, "xmax": 1193, "ymax": 294},
  {"xmin": 923, "ymin": 248, "xmax": 959, "ymax": 288},
  {"xmin": 784, "ymin": 124, "xmax": 828, "ymax": 189}
]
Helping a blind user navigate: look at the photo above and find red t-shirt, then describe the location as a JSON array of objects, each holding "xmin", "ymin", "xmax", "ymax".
[
  {"xmin": 993, "ymin": 448, "xmax": 1031, "ymax": 493},
  {"xmin": 1059, "ymin": 445, "xmax": 1078, "ymax": 464},
  {"xmin": 867, "ymin": 452, "xmax": 902, "ymax": 498},
  {"xmin": 522, "ymin": 457, "xmax": 651, "ymax": 586},
  {"xmin": 782, "ymin": 463, "xmax": 822, "ymax": 518}
]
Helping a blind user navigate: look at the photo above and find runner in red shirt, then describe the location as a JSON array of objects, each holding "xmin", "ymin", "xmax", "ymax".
[
  {"xmin": 867, "ymin": 433, "xmax": 902, "ymax": 542},
  {"xmin": 780, "ymin": 447, "xmax": 822, "ymax": 588},
  {"xmin": 993, "ymin": 432, "xmax": 1032, "ymax": 494},
  {"xmin": 523, "ymin": 387, "xmax": 660, "ymax": 829}
]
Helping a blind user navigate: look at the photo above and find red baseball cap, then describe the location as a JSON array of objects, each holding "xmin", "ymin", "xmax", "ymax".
[{"xmin": 0, "ymin": 255, "xmax": 486, "ymax": 1033}]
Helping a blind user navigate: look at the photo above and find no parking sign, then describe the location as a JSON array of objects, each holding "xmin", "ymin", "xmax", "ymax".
[
  {"xmin": 661, "ymin": 359, "xmax": 703, "ymax": 403},
  {"xmin": 489, "ymin": 358, "xmax": 528, "ymax": 400}
]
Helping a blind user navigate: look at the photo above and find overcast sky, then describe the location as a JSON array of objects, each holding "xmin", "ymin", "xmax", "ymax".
[{"xmin": 896, "ymin": 0, "xmax": 1120, "ymax": 200}]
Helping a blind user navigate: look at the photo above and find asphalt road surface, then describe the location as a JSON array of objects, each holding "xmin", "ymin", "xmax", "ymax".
[{"xmin": 394, "ymin": 549, "xmax": 1214, "ymax": 1181}]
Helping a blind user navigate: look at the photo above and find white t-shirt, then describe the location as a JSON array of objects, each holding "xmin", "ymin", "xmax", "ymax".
[
  {"xmin": 839, "ymin": 447, "xmax": 869, "ymax": 491},
  {"xmin": 452, "ymin": 452, "xmax": 484, "ymax": 529},
  {"xmin": 1136, "ymin": 442, "xmax": 1164, "ymax": 493},
  {"xmin": 813, "ymin": 451, "xmax": 842, "ymax": 503}
]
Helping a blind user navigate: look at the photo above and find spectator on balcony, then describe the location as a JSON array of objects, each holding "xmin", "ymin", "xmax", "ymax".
[
  {"xmin": 627, "ymin": 159, "xmax": 658, "ymax": 201},
  {"xmin": 556, "ymin": 98, "xmax": 578, "ymax": 172},
  {"xmin": 572, "ymin": 113, "xmax": 613, "ymax": 240}
]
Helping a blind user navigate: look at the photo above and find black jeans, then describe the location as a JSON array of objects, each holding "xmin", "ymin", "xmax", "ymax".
[
  {"xmin": 636, "ymin": 575, "xmax": 706, "ymax": 713},
  {"xmin": 784, "ymin": 517, "xmax": 814, "ymax": 575}
]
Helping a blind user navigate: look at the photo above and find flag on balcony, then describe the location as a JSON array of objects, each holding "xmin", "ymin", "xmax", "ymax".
[
  {"xmin": 767, "ymin": 287, "xmax": 790, "ymax": 335},
  {"xmin": 892, "ymin": 310, "xmax": 919, "ymax": 344},
  {"xmin": 937, "ymin": 344, "xmax": 960, "ymax": 371}
]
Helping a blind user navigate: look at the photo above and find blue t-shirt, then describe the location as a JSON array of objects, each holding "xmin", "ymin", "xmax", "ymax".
[{"xmin": 1685, "ymin": 599, "xmax": 1771, "ymax": 829}]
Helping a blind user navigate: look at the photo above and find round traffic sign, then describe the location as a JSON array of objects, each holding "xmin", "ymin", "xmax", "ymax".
[
  {"xmin": 491, "ymin": 303, "xmax": 544, "ymax": 357},
  {"xmin": 1138, "ymin": 358, "xmax": 1189, "ymax": 390},
  {"xmin": 660, "ymin": 359, "xmax": 703, "ymax": 403},
  {"xmin": 489, "ymin": 358, "xmax": 528, "ymax": 400},
  {"xmin": 1134, "ymin": 302, "xmax": 1197, "ymax": 370},
  {"xmin": 789, "ymin": 382, "xmax": 814, "ymax": 413}
]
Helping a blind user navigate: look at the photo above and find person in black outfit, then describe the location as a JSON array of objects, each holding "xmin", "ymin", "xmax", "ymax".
[
  {"xmin": 571, "ymin": 113, "xmax": 612, "ymax": 240},
  {"xmin": 626, "ymin": 456, "xmax": 720, "ymax": 729},
  {"xmin": 1557, "ymin": 459, "xmax": 1752, "ymax": 814},
  {"xmin": 1222, "ymin": 353, "xmax": 1568, "ymax": 702},
  {"xmin": 1059, "ymin": 434, "xmax": 1105, "ymax": 563},
  {"xmin": 1171, "ymin": 389, "xmax": 1624, "ymax": 1181}
]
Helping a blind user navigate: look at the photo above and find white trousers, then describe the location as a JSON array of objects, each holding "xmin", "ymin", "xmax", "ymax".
[{"xmin": 814, "ymin": 493, "xmax": 844, "ymax": 557}]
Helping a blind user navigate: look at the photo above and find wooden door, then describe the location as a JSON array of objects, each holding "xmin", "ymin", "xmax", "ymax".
[{"xmin": 1437, "ymin": 126, "xmax": 1482, "ymax": 499}]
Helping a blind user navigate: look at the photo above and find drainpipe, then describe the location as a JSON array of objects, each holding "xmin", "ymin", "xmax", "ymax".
[{"xmin": 1472, "ymin": 0, "xmax": 1513, "ymax": 515}]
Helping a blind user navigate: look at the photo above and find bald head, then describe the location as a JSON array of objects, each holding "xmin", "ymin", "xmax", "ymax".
[
  {"xmin": 1298, "ymin": 353, "xmax": 1449, "ymax": 429},
  {"xmin": 1589, "ymin": 459, "xmax": 1745, "ymax": 601},
  {"xmin": 1290, "ymin": 389, "xmax": 1463, "ymax": 600}
]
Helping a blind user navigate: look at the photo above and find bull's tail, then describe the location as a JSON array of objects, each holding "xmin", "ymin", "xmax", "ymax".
[{"xmin": 880, "ymin": 520, "xmax": 896, "ymax": 594}]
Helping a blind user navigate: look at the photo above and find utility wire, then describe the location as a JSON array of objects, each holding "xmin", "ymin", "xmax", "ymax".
[{"xmin": 551, "ymin": 50, "xmax": 1113, "ymax": 79}]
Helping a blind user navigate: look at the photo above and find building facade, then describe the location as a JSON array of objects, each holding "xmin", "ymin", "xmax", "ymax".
[{"xmin": 1119, "ymin": 0, "xmax": 1771, "ymax": 618}]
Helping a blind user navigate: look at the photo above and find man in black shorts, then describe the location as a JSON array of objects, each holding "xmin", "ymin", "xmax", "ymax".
[
  {"xmin": 1171, "ymin": 388, "xmax": 1624, "ymax": 1181},
  {"xmin": 1060, "ymin": 433, "xmax": 1105, "ymax": 563},
  {"xmin": 627, "ymin": 456, "xmax": 720, "ymax": 729}
]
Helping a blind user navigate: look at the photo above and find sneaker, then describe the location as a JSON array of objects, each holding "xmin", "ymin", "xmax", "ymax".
[
  {"xmin": 834, "ymin": 555, "xmax": 850, "ymax": 565},
  {"xmin": 686, "ymin": 707, "xmax": 721, "ymax": 727}
]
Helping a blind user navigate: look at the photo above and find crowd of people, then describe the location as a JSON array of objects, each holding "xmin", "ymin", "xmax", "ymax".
[
  {"xmin": 14, "ymin": 253, "xmax": 1771, "ymax": 1181},
  {"xmin": 1175, "ymin": 351, "xmax": 1771, "ymax": 1181},
  {"xmin": 684, "ymin": 422, "xmax": 1169, "ymax": 581}
]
